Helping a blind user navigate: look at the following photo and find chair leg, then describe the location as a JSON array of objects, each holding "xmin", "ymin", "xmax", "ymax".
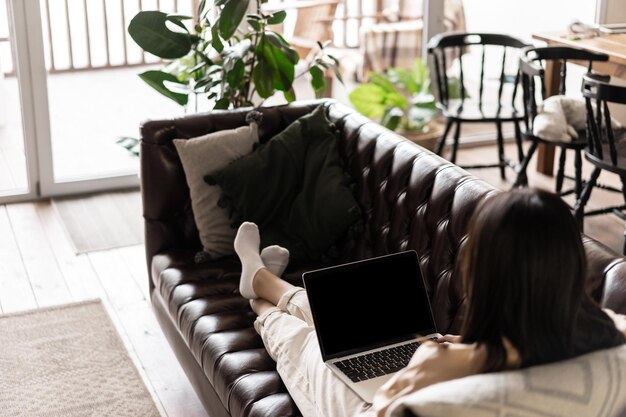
[
  {"xmin": 623, "ymin": 224, "xmax": 626, "ymax": 257},
  {"xmin": 574, "ymin": 149, "xmax": 583, "ymax": 201},
  {"xmin": 555, "ymin": 147, "xmax": 567, "ymax": 195},
  {"xmin": 512, "ymin": 141, "xmax": 537, "ymax": 189},
  {"xmin": 496, "ymin": 121, "xmax": 506, "ymax": 180},
  {"xmin": 514, "ymin": 120, "xmax": 524, "ymax": 163},
  {"xmin": 450, "ymin": 121, "xmax": 462, "ymax": 164},
  {"xmin": 574, "ymin": 167, "xmax": 601, "ymax": 232},
  {"xmin": 435, "ymin": 119, "xmax": 454, "ymax": 156}
]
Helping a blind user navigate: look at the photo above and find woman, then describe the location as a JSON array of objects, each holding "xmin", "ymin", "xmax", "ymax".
[{"xmin": 233, "ymin": 188, "xmax": 626, "ymax": 417}]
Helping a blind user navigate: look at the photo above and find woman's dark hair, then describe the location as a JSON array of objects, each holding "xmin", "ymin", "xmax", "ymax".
[{"xmin": 461, "ymin": 188, "xmax": 624, "ymax": 372}]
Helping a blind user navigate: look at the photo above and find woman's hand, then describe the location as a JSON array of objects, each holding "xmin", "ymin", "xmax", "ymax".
[
  {"xmin": 603, "ymin": 308, "xmax": 626, "ymax": 337},
  {"xmin": 436, "ymin": 334, "xmax": 462, "ymax": 344}
]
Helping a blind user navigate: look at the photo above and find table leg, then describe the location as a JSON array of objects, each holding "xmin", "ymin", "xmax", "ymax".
[
  {"xmin": 536, "ymin": 144, "xmax": 556, "ymax": 176},
  {"xmin": 535, "ymin": 59, "xmax": 562, "ymax": 176}
]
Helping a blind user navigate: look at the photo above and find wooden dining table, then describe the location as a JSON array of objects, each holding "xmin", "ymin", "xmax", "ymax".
[{"xmin": 531, "ymin": 31, "xmax": 626, "ymax": 175}]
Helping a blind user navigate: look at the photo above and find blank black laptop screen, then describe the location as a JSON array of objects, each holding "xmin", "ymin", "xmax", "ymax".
[{"xmin": 303, "ymin": 251, "xmax": 437, "ymax": 360}]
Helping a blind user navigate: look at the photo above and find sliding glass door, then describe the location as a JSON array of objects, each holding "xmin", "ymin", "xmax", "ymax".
[{"xmin": 2, "ymin": 0, "xmax": 188, "ymax": 203}]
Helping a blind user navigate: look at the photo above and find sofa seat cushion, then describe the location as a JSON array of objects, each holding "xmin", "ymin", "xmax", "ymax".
[
  {"xmin": 388, "ymin": 344, "xmax": 626, "ymax": 417},
  {"xmin": 152, "ymin": 249, "xmax": 323, "ymax": 416}
]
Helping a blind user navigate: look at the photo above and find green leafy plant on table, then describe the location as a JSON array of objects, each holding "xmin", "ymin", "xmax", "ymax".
[
  {"xmin": 348, "ymin": 58, "xmax": 461, "ymax": 150},
  {"xmin": 126, "ymin": 0, "xmax": 342, "ymax": 110}
]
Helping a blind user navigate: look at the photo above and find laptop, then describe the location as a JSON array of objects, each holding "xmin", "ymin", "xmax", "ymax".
[{"xmin": 302, "ymin": 250, "xmax": 442, "ymax": 404}]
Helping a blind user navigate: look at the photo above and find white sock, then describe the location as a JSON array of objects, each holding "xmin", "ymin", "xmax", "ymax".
[
  {"xmin": 260, "ymin": 245, "xmax": 290, "ymax": 277},
  {"xmin": 234, "ymin": 222, "xmax": 264, "ymax": 299}
]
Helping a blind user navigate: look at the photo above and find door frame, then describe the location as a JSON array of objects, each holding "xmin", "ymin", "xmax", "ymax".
[
  {"xmin": 1, "ymin": 0, "xmax": 139, "ymax": 205},
  {"xmin": 0, "ymin": 0, "xmax": 39, "ymax": 204}
]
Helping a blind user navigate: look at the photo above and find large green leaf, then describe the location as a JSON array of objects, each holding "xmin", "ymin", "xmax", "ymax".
[
  {"xmin": 369, "ymin": 72, "xmax": 398, "ymax": 94},
  {"xmin": 226, "ymin": 58, "xmax": 245, "ymax": 87},
  {"xmin": 252, "ymin": 59, "xmax": 274, "ymax": 98},
  {"xmin": 309, "ymin": 66, "xmax": 325, "ymax": 93},
  {"xmin": 211, "ymin": 25, "xmax": 224, "ymax": 53},
  {"xmin": 348, "ymin": 83, "xmax": 387, "ymax": 118},
  {"xmin": 128, "ymin": 11, "xmax": 192, "ymax": 59},
  {"xmin": 384, "ymin": 90, "xmax": 408, "ymax": 109},
  {"xmin": 284, "ymin": 87, "xmax": 296, "ymax": 103},
  {"xmin": 256, "ymin": 34, "xmax": 295, "ymax": 92},
  {"xmin": 265, "ymin": 31, "xmax": 299, "ymax": 64},
  {"xmin": 138, "ymin": 70, "xmax": 188, "ymax": 105},
  {"xmin": 247, "ymin": 18, "xmax": 262, "ymax": 31},
  {"xmin": 387, "ymin": 67, "xmax": 419, "ymax": 94},
  {"xmin": 219, "ymin": 0, "xmax": 249, "ymax": 40},
  {"xmin": 267, "ymin": 10, "xmax": 287, "ymax": 25},
  {"xmin": 214, "ymin": 97, "xmax": 230, "ymax": 109},
  {"xmin": 166, "ymin": 14, "xmax": 192, "ymax": 31}
]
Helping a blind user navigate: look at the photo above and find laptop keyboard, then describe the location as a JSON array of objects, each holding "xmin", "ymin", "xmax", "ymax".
[
  {"xmin": 335, "ymin": 342, "xmax": 419, "ymax": 382},
  {"xmin": 335, "ymin": 339, "xmax": 435, "ymax": 382}
]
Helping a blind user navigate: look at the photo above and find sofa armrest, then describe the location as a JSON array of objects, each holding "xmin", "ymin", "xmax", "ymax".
[
  {"xmin": 602, "ymin": 260, "xmax": 626, "ymax": 314},
  {"xmin": 582, "ymin": 236, "xmax": 626, "ymax": 313}
]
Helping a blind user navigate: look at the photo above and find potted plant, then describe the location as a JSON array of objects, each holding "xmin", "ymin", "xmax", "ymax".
[
  {"xmin": 348, "ymin": 58, "xmax": 451, "ymax": 151},
  {"xmin": 126, "ymin": 0, "xmax": 341, "ymax": 111}
]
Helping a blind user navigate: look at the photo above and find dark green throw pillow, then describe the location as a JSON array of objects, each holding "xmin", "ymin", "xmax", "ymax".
[{"xmin": 205, "ymin": 104, "xmax": 362, "ymax": 263}]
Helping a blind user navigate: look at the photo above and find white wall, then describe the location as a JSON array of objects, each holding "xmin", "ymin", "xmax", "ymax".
[
  {"xmin": 599, "ymin": 0, "xmax": 626, "ymax": 23},
  {"xmin": 462, "ymin": 0, "xmax": 597, "ymax": 43}
]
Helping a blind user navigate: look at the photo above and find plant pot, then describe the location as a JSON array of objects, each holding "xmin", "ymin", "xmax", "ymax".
[{"xmin": 398, "ymin": 121, "xmax": 445, "ymax": 152}]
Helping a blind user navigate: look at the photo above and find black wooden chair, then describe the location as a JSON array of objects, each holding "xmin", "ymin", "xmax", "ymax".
[
  {"xmin": 427, "ymin": 32, "xmax": 529, "ymax": 179},
  {"xmin": 574, "ymin": 74, "xmax": 626, "ymax": 254},
  {"xmin": 513, "ymin": 46, "xmax": 609, "ymax": 201}
]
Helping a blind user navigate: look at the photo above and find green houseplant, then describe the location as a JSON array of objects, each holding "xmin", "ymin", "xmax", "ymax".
[
  {"xmin": 127, "ymin": 0, "xmax": 341, "ymax": 111},
  {"xmin": 348, "ymin": 58, "xmax": 462, "ymax": 150}
]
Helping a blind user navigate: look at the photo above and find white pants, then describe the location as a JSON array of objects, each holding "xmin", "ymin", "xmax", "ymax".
[{"xmin": 254, "ymin": 287, "xmax": 372, "ymax": 417}]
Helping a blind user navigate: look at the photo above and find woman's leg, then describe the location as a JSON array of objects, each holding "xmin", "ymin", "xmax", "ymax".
[
  {"xmin": 253, "ymin": 269, "xmax": 314, "ymax": 325},
  {"xmin": 254, "ymin": 305, "xmax": 371, "ymax": 417},
  {"xmin": 235, "ymin": 222, "xmax": 314, "ymax": 324},
  {"xmin": 253, "ymin": 268, "xmax": 294, "ymax": 305},
  {"xmin": 236, "ymin": 223, "xmax": 370, "ymax": 416}
]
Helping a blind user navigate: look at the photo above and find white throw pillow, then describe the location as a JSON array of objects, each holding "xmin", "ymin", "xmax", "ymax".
[
  {"xmin": 388, "ymin": 344, "xmax": 626, "ymax": 417},
  {"xmin": 174, "ymin": 122, "xmax": 259, "ymax": 260},
  {"xmin": 533, "ymin": 95, "xmax": 624, "ymax": 143},
  {"xmin": 533, "ymin": 96, "xmax": 574, "ymax": 142}
]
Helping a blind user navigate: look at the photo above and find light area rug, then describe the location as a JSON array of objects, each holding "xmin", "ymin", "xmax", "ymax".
[
  {"xmin": 0, "ymin": 299, "xmax": 160, "ymax": 417},
  {"xmin": 52, "ymin": 190, "xmax": 144, "ymax": 254}
]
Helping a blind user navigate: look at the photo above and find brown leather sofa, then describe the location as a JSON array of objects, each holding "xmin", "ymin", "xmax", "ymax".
[{"xmin": 140, "ymin": 99, "xmax": 626, "ymax": 417}]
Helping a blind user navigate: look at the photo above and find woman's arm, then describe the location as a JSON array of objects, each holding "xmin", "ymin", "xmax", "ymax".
[
  {"xmin": 436, "ymin": 334, "xmax": 462, "ymax": 344},
  {"xmin": 370, "ymin": 341, "xmax": 485, "ymax": 416}
]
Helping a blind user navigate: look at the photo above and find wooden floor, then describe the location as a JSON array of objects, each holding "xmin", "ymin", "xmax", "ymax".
[
  {"xmin": 454, "ymin": 141, "xmax": 625, "ymax": 254},
  {"xmin": 0, "ymin": 199, "xmax": 208, "ymax": 417},
  {"xmin": 0, "ymin": 141, "xmax": 623, "ymax": 417}
]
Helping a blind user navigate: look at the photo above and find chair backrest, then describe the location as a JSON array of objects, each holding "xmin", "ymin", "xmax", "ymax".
[
  {"xmin": 427, "ymin": 32, "xmax": 529, "ymax": 108},
  {"xmin": 581, "ymin": 74, "xmax": 626, "ymax": 167},
  {"xmin": 293, "ymin": 0, "xmax": 339, "ymax": 46},
  {"xmin": 519, "ymin": 46, "xmax": 609, "ymax": 131}
]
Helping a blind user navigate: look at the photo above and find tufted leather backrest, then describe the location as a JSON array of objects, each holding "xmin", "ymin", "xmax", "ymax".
[{"xmin": 141, "ymin": 99, "xmax": 626, "ymax": 335}]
